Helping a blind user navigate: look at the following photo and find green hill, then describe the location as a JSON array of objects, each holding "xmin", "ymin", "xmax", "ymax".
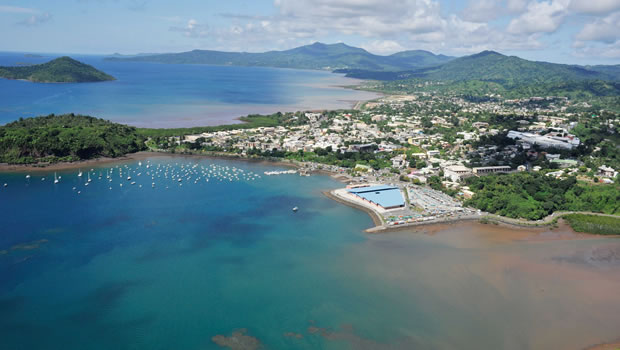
[
  {"xmin": 0, "ymin": 57, "xmax": 115, "ymax": 83},
  {"xmin": 0, "ymin": 114, "xmax": 145, "ymax": 164},
  {"xmin": 346, "ymin": 51, "xmax": 616, "ymax": 83},
  {"xmin": 106, "ymin": 42, "xmax": 453, "ymax": 71},
  {"xmin": 412, "ymin": 51, "xmax": 612, "ymax": 84}
]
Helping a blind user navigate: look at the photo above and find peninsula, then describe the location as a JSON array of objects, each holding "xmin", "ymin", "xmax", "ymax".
[
  {"xmin": 0, "ymin": 56, "xmax": 115, "ymax": 83},
  {"xmin": 0, "ymin": 114, "xmax": 145, "ymax": 164}
]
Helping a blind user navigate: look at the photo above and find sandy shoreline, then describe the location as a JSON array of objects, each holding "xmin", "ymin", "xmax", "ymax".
[
  {"xmin": 0, "ymin": 151, "xmax": 306, "ymax": 173},
  {"xmin": 0, "ymin": 152, "xmax": 160, "ymax": 172}
]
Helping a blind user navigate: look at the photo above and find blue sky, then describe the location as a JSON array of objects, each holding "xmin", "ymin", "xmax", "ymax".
[{"xmin": 1, "ymin": 0, "xmax": 619, "ymax": 64}]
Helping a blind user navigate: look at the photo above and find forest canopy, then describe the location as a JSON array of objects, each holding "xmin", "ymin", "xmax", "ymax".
[
  {"xmin": 0, "ymin": 114, "xmax": 146, "ymax": 164},
  {"xmin": 465, "ymin": 172, "xmax": 620, "ymax": 220},
  {"xmin": 0, "ymin": 57, "xmax": 115, "ymax": 83}
]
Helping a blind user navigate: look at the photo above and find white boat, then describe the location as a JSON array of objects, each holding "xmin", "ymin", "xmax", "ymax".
[
  {"xmin": 25, "ymin": 174, "xmax": 30, "ymax": 179},
  {"xmin": 87, "ymin": 172, "xmax": 92, "ymax": 183},
  {"xmin": 54, "ymin": 172, "xmax": 59, "ymax": 184},
  {"xmin": 78, "ymin": 170, "xmax": 83, "ymax": 177},
  {"xmin": 292, "ymin": 207, "xmax": 299, "ymax": 212}
]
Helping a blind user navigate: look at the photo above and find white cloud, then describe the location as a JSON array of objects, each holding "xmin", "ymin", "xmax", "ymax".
[
  {"xmin": 0, "ymin": 5, "xmax": 37, "ymax": 14},
  {"xmin": 272, "ymin": 0, "xmax": 446, "ymax": 37},
  {"xmin": 170, "ymin": 19, "xmax": 209, "ymax": 38},
  {"xmin": 573, "ymin": 39, "xmax": 620, "ymax": 58},
  {"xmin": 506, "ymin": 0, "xmax": 529, "ymax": 12},
  {"xmin": 361, "ymin": 40, "xmax": 405, "ymax": 54},
  {"xmin": 461, "ymin": 0, "xmax": 504, "ymax": 22},
  {"xmin": 507, "ymin": 0, "xmax": 570, "ymax": 34},
  {"xmin": 160, "ymin": 0, "xmax": 614, "ymax": 61},
  {"xmin": 576, "ymin": 11, "xmax": 620, "ymax": 43},
  {"xmin": 569, "ymin": 0, "xmax": 620, "ymax": 14},
  {"xmin": 17, "ymin": 12, "xmax": 52, "ymax": 26}
]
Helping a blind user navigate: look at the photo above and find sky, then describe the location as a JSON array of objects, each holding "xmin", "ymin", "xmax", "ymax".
[{"xmin": 1, "ymin": 0, "xmax": 619, "ymax": 64}]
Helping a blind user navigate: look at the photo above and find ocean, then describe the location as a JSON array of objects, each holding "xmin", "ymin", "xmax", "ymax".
[
  {"xmin": 0, "ymin": 52, "xmax": 381, "ymax": 127},
  {"xmin": 1, "ymin": 156, "xmax": 620, "ymax": 350}
]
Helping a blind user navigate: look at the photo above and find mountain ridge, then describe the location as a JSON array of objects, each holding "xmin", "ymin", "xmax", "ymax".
[{"xmin": 106, "ymin": 42, "xmax": 454, "ymax": 71}]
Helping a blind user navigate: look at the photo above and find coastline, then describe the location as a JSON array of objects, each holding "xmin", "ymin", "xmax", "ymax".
[
  {"xmin": 0, "ymin": 152, "xmax": 160, "ymax": 172},
  {"xmin": 3, "ymin": 150, "xmax": 618, "ymax": 239},
  {"xmin": 323, "ymin": 187, "xmax": 620, "ymax": 237},
  {"xmin": 322, "ymin": 190, "xmax": 383, "ymax": 227}
]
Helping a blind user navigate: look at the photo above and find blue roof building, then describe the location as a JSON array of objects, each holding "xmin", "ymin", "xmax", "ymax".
[{"xmin": 347, "ymin": 185, "xmax": 405, "ymax": 209}]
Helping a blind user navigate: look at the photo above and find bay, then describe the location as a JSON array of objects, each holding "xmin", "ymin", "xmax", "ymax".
[
  {"xmin": 1, "ymin": 156, "xmax": 620, "ymax": 350},
  {"xmin": 0, "ymin": 52, "xmax": 380, "ymax": 127}
]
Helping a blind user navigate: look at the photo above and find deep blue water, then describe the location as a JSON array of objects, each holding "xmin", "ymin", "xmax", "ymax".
[
  {"xmin": 2, "ymin": 156, "xmax": 620, "ymax": 350},
  {"xmin": 0, "ymin": 52, "xmax": 379, "ymax": 127}
]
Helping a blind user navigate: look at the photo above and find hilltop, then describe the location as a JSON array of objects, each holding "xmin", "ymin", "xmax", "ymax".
[
  {"xmin": 344, "ymin": 51, "xmax": 618, "ymax": 83},
  {"xmin": 105, "ymin": 42, "xmax": 453, "ymax": 71},
  {"xmin": 0, "ymin": 57, "xmax": 115, "ymax": 83}
]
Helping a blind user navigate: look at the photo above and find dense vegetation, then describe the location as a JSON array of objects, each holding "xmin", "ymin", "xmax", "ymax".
[
  {"xmin": 464, "ymin": 172, "xmax": 620, "ymax": 220},
  {"xmin": 563, "ymin": 214, "xmax": 620, "ymax": 235},
  {"xmin": 348, "ymin": 51, "xmax": 616, "ymax": 83},
  {"xmin": 107, "ymin": 42, "xmax": 453, "ymax": 71},
  {"xmin": 0, "ymin": 57, "xmax": 115, "ymax": 83},
  {"xmin": 0, "ymin": 114, "xmax": 145, "ymax": 164}
]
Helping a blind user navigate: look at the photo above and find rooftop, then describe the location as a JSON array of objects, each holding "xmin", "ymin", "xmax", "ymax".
[{"xmin": 348, "ymin": 185, "xmax": 405, "ymax": 209}]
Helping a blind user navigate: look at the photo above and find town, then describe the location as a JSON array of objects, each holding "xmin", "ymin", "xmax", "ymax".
[{"xmin": 150, "ymin": 92, "xmax": 619, "ymax": 228}]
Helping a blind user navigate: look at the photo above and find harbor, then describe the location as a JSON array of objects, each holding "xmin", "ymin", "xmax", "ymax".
[{"xmin": 329, "ymin": 182, "xmax": 480, "ymax": 232}]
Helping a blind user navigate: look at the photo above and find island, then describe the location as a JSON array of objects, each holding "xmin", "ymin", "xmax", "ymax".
[{"xmin": 0, "ymin": 56, "xmax": 115, "ymax": 83}]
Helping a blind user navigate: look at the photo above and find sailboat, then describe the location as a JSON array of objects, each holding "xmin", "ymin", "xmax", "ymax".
[
  {"xmin": 54, "ymin": 172, "xmax": 59, "ymax": 184},
  {"xmin": 78, "ymin": 170, "xmax": 83, "ymax": 177}
]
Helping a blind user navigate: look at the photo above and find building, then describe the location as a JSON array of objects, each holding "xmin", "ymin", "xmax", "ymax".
[
  {"xmin": 598, "ymin": 165, "xmax": 617, "ymax": 178},
  {"xmin": 507, "ymin": 130, "xmax": 580, "ymax": 150},
  {"xmin": 347, "ymin": 185, "xmax": 406, "ymax": 210},
  {"xmin": 426, "ymin": 150, "xmax": 440, "ymax": 158},
  {"xmin": 391, "ymin": 155, "xmax": 407, "ymax": 169},
  {"xmin": 443, "ymin": 165, "xmax": 473, "ymax": 182},
  {"xmin": 473, "ymin": 166, "xmax": 512, "ymax": 175}
]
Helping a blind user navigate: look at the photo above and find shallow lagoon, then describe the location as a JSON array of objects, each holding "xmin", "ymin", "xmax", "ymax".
[{"xmin": 1, "ymin": 156, "xmax": 619, "ymax": 350}]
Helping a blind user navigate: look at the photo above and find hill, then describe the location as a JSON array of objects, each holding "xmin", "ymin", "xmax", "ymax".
[
  {"xmin": 0, "ymin": 114, "xmax": 145, "ymax": 164},
  {"xmin": 106, "ymin": 42, "xmax": 453, "ymax": 71},
  {"xmin": 0, "ymin": 57, "xmax": 115, "ymax": 83},
  {"xmin": 346, "ymin": 51, "xmax": 617, "ymax": 84},
  {"xmin": 410, "ymin": 51, "xmax": 613, "ymax": 84}
]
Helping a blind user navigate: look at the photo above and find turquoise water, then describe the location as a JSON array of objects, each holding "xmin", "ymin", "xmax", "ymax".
[
  {"xmin": 2, "ymin": 156, "xmax": 620, "ymax": 350},
  {"xmin": 0, "ymin": 52, "xmax": 380, "ymax": 127}
]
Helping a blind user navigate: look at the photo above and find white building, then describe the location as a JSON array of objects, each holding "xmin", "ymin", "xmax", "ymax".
[{"xmin": 443, "ymin": 165, "xmax": 473, "ymax": 182}]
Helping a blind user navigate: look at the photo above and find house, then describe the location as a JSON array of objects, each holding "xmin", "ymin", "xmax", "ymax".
[
  {"xmin": 443, "ymin": 165, "xmax": 473, "ymax": 182},
  {"xmin": 426, "ymin": 150, "xmax": 440, "ymax": 158},
  {"xmin": 598, "ymin": 165, "xmax": 617, "ymax": 178},
  {"xmin": 391, "ymin": 155, "xmax": 407, "ymax": 169},
  {"xmin": 473, "ymin": 166, "xmax": 512, "ymax": 175}
]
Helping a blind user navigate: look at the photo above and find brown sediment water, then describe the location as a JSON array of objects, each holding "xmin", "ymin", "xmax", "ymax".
[{"xmin": 338, "ymin": 222, "xmax": 620, "ymax": 350}]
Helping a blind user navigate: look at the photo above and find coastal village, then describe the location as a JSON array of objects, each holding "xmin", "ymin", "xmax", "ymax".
[{"xmin": 159, "ymin": 93, "xmax": 619, "ymax": 230}]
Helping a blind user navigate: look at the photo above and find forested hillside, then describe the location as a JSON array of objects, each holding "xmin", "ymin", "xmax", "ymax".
[
  {"xmin": 0, "ymin": 114, "xmax": 145, "ymax": 164},
  {"xmin": 0, "ymin": 57, "xmax": 115, "ymax": 83}
]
